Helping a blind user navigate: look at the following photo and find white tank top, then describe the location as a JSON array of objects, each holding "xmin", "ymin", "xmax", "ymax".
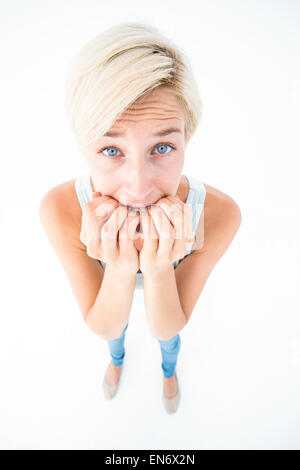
[{"xmin": 74, "ymin": 174, "xmax": 206, "ymax": 290}]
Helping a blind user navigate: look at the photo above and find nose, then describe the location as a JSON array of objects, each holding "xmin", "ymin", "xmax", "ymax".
[{"xmin": 122, "ymin": 167, "xmax": 155, "ymax": 206}]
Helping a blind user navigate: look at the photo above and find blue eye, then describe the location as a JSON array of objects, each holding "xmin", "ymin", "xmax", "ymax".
[
  {"xmin": 153, "ymin": 144, "xmax": 173, "ymax": 155},
  {"xmin": 97, "ymin": 143, "xmax": 176, "ymax": 159},
  {"xmin": 100, "ymin": 147, "xmax": 121, "ymax": 157}
]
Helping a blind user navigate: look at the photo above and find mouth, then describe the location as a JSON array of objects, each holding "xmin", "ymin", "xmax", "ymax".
[{"xmin": 120, "ymin": 203, "xmax": 154, "ymax": 210}]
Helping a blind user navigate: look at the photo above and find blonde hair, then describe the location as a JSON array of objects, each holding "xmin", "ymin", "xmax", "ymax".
[{"xmin": 64, "ymin": 21, "xmax": 202, "ymax": 152}]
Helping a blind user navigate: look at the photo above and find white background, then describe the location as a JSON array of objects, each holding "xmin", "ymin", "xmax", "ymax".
[{"xmin": 0, "ymin": 0, "xmax": 299, "ymax": 450}]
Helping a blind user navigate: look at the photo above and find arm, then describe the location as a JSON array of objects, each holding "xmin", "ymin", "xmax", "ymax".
[
  {"xmin": 143, "ymin": 196, "xmax": 241, "ymax": 340},
  {"xmin": 86, "ymin": 267, "xmax": 136, "ymax": 340},
  {"xmin": 143, "ymin": 265, "xmax": 186, "ymax": 341},
  {"xmin": 39, "ymin": 184, "xmax": 137, "ymax": 341}
]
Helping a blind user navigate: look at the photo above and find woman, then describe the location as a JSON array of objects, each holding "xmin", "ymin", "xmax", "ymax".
[{"xmin": 39, "ymin": 22, "xmax": 241, "ymax": 414}]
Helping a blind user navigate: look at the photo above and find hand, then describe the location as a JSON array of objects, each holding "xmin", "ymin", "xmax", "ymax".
[
  {"xmin": 80, "ymin": 191, "xmax": 140, "ymax": 276},
  {"xmin": 139, "ymin": 195, "xmax": 195, "ymax": 276}
]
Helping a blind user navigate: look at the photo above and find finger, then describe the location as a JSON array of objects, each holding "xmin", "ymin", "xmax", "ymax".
[
  {"xmin": 182, "ymin": 204, "xmax": 195, "ymax": 250},
  {"xmin": 139, "ymin": 209, "xmax": 158, "ymax": 255},
  {"xmin": 155, "ymin": 200, "xmax": 186, "ymax": 256},
  {"xmin": 94, "ymin": 198, "xmax": 119, "ymax": 218},
  {"xmin": 118, "ymin": 211, "xmax": 140, "ymax": 243},
  {"xmin": 155, "ymin": 199, "xmax": 183, "ymax": 239},
  {"xmin": 83, "ymin": 197, "xmax": 118, "ymax": 243},
  {"xmin": 100, "ymin": 205, "xmax": 128, "ymax": 258},
  {"xmin": 85, "ymin": 195, "xmax": 116, "ymax": 213},
  {"xmin": 92, "ymin": 191, "xmax": 102, "ymax": 199},
  {"xmin": 159, "ymin": 196, "xmax": 193, "ymax": 239},
  {"xmin": 82, "ymin": 196, "xmax": 116, "ymax": 248},
  {"xmin": 158, "ymin": 197, "xmax": 195, "ymax": 250},
  {"xmin": 101, "ymin": 205, "xmax": 128, "ymax": 240},
  {"xmin": 88, "ymin": 200, "xmax": 120, "ymax": 242},
  {"xmin": 148, "ymin": 205, "xmax": 175, "ymax": 257}
]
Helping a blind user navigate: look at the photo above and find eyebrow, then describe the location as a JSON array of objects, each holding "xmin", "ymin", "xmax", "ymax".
[{"xmin": 103, "ymin": 127, "xmax": 182, "ymax": 138}]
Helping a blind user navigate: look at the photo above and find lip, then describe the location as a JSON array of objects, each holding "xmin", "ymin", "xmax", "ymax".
[{"xmin": 120, "ymin": 201, "xmax": 157, "ymax": 209}]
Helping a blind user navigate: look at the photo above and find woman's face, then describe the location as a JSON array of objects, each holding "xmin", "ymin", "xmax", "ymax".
[{"xmin": 83, "ymin": 87, "xmax": 191, "ymax": 209}]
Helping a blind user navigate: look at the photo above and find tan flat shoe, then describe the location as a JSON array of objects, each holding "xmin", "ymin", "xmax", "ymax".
[
  {"xmin": 162, "ymin": 372, "xmax": 181, "ymax": 414},
  {"xmin": 102, "ymin": 361, "xmax": 123, "ymax": 399}
]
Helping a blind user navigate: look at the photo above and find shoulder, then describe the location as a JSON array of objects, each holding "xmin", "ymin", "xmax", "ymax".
[
  {"xmin": 203, "ymin": 182, "xmax": 241, "ymax": 222},
  {"xmin": 191, "ymin": 182, "xmax": 242, "ymax": 254},
  {"xmin": 39, "ymin": 178, "xmax": 84, "ymax": 247}
]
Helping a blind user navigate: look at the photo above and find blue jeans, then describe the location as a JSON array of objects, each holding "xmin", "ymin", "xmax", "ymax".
[{"xmin": 107, "ymin": 322, "xmax": 181, "ymax": 378}]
